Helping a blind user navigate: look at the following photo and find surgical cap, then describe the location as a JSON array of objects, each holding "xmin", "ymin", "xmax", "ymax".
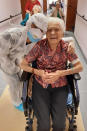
[{"xmin": 26, "ymin": 13, "xmax": 48, "ymax": 33}]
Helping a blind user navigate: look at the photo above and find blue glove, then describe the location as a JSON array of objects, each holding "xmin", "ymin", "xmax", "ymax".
[
  {"xmin": 15, "ymin": 103, "xmax": 24, "ymax": 112},
  {"xmin": 20, "ymin": 13, "xmax": 29, "ymax": 26}
]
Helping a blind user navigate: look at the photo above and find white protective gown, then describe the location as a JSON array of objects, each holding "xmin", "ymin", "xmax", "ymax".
[{"xmin": 0, "ymin": 13, "xmax": 48, "ymax": 106}]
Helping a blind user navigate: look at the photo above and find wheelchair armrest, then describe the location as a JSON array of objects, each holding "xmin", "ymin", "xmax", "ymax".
[
  {"xmin": 20, "ymin": 71, "xmax": 32, "ymax": 81},
  {"xmin": 73, "ymin": 73, "xmax": 81, "ymax": 80},
  {"xmin": 67, "ymin": 63, "xmax": 81, "ymax": 80}
]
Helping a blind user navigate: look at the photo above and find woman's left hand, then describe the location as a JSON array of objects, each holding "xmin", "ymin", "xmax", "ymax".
[{"xmin": 67, "ymin": 42, "xmax": 75, "ymax": 54}]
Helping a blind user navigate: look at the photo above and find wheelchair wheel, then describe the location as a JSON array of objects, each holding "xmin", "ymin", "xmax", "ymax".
[
  {"xmin": 25, "ymin": 117, "xmax": 33, "ymax": 131},
  {"xmin": 25, "ymin": 125, "xmax": 33, "ymax": 131},
  {"xmin": 68, "ymin": 124, "xmax": 77, "ymax": 131}
]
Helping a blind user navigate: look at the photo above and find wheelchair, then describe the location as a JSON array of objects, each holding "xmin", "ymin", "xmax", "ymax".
[
  {"xmin": 21, "ymin": 31, "xmax": 82, "ymax": 131},
  {"xmin": 21, "ymin": 61, "xmax": 81, "ymax": 131}
]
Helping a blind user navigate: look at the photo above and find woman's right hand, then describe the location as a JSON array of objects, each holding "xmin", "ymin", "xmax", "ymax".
[
  {"xmin": 34, "ymin": 69, "xmax": 46, "ymax": 78},
  {"xmin": 34, "ymin": 69, "xmax": 58, "ymax": 83}
]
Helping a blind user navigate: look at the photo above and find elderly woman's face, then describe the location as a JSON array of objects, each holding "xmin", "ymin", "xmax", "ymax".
[{"xmin": 46, "ymin": 22, "xmax": 63, "ymax": 45}]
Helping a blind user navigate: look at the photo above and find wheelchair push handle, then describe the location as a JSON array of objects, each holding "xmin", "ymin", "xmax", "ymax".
[{"xmin": 73, "ymin": 73, "xmax": 81, "ymax": 80}]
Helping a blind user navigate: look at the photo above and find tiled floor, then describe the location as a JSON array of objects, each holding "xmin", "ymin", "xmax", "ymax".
[
  {"xmin": 0, "ymin": 70, "xmax": 7, "ymax": 96},
  {"xmin": 0, "ymin": 87, "xmax": 85, "ymax": 131}
]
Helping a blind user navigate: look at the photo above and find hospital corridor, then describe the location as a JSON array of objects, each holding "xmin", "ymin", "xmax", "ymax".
[{"xmin": 0, "ymin": 0, "xmax": 87, "ymax": 131}]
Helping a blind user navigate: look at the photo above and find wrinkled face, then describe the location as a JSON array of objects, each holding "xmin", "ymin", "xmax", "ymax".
[{"xmin": 46, "ymin": 22, "xmax": 63, "ymax": 45}]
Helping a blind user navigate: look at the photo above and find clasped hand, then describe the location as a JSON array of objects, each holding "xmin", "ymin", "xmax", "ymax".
[{"xmin": 38, "ymin": 70, "xmax": 62, "ymax": 84}]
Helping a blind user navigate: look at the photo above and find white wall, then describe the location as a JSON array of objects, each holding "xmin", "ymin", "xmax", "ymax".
[
  {"xmin": 74, "ymin": 0, "xmax": 87, "ymax": 60},
  {"xmin": 77, "ymin": 0, "xmax": 87, "ymax": 17},
  {"xmin": 0, "ymin": 15, "xmax": 22, "ymax": 32},
  {"xmin": 38, "ymin": 0, "xmax": 43, "ymax": 11},
  {"xmin": 49, "ymin": 0, "xmax": 56, "ymax": 4},
  {"xmin": 0, "ymin": 0, "xmax": 21, "ymax": 21},
  {"xmin": 0, "ymin": 0, "xmax": 22, "ymax": 32},
  {"xmin": 39, "ymin": 0, "xmax": 43, "ymax": 7},
  {"xmin": 64, "ymin": 0, "xmax": 67, "ymax": 27}
]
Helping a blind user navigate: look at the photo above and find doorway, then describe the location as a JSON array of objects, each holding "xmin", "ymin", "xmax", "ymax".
[
  {"xmin": 20, "ymin": 0, "xmax": 27, "ymax": 19},
  {"xmin": 66, "ymin": 0, "xmax": 78, "ymax": 31}
]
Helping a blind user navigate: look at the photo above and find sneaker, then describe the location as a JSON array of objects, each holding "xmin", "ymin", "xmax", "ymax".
[{"xmin": 15, "ymin": 103, "xmax": 24, "ymax": 112}]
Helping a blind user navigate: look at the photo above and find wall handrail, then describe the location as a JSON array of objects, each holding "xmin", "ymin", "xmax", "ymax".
[
  {"xmin": 0, "ymin": 12, "xmax": 21, "ymax": 23},
  {"xmin": 77, "ymin": 12, "xmax": 87, "ymax": 22}
]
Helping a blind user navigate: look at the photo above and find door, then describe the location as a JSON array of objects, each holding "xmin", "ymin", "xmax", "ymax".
[
  {"xmin": 66, "ymin": 0, "xmax": 78, "ymax": 31},
  {"xmin": 20, "ymin": 0, "xmax": 27, "ymax": 19},
  {"xmin": 43, "ymin": 0, "xmax": 47, "ymax": 13}
]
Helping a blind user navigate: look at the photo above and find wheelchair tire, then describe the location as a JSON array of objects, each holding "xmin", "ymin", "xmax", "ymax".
[
  {"xmin": 68, "ymin": 125, "xmax": 77, "ymax": 131},
  {"xmin": 25, "ymin": 126, "xmax": 33, "ymax": 131}
]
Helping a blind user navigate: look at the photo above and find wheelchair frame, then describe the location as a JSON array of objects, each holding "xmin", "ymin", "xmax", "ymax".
[
  {"xmin": 21, "ymin": 63, "xmax": 81, "ymax": 131},
  {"xmin": 66, "ymin": 63, "xmax": 81, "ymax": 131}
]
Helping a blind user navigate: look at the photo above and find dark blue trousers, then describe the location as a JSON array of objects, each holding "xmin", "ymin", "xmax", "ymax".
[{"xmin": 32, "ymin": 78, "xmax": 68, "ymax": 131}]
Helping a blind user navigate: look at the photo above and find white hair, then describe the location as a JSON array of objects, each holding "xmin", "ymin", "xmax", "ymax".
[
  {"xmin": 47, "ymin": 17, "xmax": 65, "ymax": 32},
  {"xmin": 32, "ymin": 5, "xmax": 42, "ymax": 13}
]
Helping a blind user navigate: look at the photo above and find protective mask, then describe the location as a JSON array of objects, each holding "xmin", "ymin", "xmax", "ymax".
[{"xmin": 27, "ymin": 31, "xmax": 41, "ymax": 43}]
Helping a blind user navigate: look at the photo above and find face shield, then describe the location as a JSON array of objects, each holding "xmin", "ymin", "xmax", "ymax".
[
  {"xmin": 27, "ymin": 27, "xmax": 44, "ymax": 42},
  {"xmin": 26, "ymin": 13, "xmax": 48, "ymax": 42}
]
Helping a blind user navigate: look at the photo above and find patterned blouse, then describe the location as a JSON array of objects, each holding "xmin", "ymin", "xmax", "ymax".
[{"xmin": 25, "ymin": 38, "xmax": 79, "ymax": 88}]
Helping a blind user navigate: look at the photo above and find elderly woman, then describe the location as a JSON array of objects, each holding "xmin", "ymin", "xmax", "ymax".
[{"xmin": 20, "ymin": 17, "xmax": 83, "ymax": 131}]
